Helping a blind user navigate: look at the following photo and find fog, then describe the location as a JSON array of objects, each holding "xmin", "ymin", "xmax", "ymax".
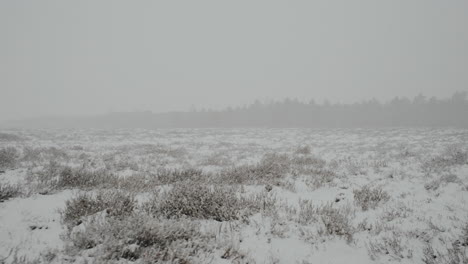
[{"xmin": 1, "ymin": 0, "xmax": 468, "ymax": 122}]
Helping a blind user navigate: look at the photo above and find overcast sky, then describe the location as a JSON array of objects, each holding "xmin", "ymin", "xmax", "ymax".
[{"xmin": 1, "ymin": 0, "xmax": 467, "ymax": 121}]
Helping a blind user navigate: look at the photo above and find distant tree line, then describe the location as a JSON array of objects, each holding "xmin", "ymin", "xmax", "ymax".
[
  {"xmin": 4, "ymin": 92, "xmax": 468, "ymax": 128},
  {"xmin": 148, "ymin": 91, "xmax": 468, "ymax": 128}
]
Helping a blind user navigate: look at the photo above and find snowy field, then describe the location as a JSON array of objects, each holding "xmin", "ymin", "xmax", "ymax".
[{"xmin": 0, "ymin": 128, "xmax": 468, "ymax": 264}]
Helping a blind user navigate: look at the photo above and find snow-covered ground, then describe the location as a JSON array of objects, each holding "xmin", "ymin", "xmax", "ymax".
[{"xmin": 0, "ymin": 128, "xmax": 467, "ymax": 263}]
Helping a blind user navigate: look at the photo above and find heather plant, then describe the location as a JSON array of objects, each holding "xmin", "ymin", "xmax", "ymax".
[
  {"xmin": 0, "ymin": 147, "xmax": 19, "ymax": 169},
  {"xmin": 156, "ymin": 168, "xmax": 205, "ymax": 184},
  {"xmin": 424, "ymin": 174, "xmax": 462, "ymax": 191},
  {"xmin": 353, "ymin": 185, "xmax": 390, "ymax": 211},
  {"xmin": 0, "ymin": 132, "xmax": 22, "ymax": 141},
  {"xmin": 304, "ymin": 168, "xmax": 336, "ymax": 189},
  {"xmin": 423, "ymin": 243, "xmax": 468, "ymax": 264},
  {"xmin": 219, "ymin": 153, "xmax": 291, "ymax": 184},
  {"xmin": 68, "ymin": 214, "xmax": 215, "ymax": 263},
  {"xmin": 422, "ymin": 145, "xmax": 468, "ymax": 174},
  {"xmin": 367, "ymin": 232, "xmax": 410, "ymax": 261},
  {"xmin": 297, "ymin": 201, "xmax": 354, "ymax": 242},
  {"xmin": 157, "ymin": 182, "xmax": 245, "ymax": 221},
  {"xmin": 61, "ymin": 190, "xmax": 136, "ymax": 228},
  {"xmin": 0, "ymin": 183, "xmax": 21, "ymax": 202},
  {"xmin": 31, "ymin": 161, "xmax": 118, "ymax": 191},
  {"xmin": 294, "ymin": 145, "xmax": 311, "ymax": 155}
]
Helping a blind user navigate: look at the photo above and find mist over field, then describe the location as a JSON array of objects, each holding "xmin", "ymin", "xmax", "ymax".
[
  {"xmin": 2, "ymin": 92, "xmax": 468, "ymax": 129},
  {"xmin": 1, "ymin": 1, "xmax": 468, "ymax": 125}
]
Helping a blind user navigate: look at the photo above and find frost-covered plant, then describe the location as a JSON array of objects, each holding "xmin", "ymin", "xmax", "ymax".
[
  {"xmin": 422, "ymin": 145, "xmax": 468, "ymax": 174},
  {"xmin": 0, "ymin": 132, "xmax": 22, "ymax": 141},
  {"xmin": 291, "ymin": 155, "xmax": 326, "ymax": 168},
  {"xmin": 0, "ymin": 147, "xmax": 18, "ymax": 169},
  {"xmin": 444, "ymin": 144, "xmax": 468, "ymax": 166},
  {"xmin": 346, "ymin": 161, "xmax": 367, "ymax": 176},
  {"xmin": 0, "ymin": 183, "xmax": 21, "ymax": 202},
  {"xmin": 423, "ymin": 243, "xmax": 468, "ymax": 264},
  {"xmin": 354, "ymin": 185, "xmax": 390, "ymax": 211},
  {"xmin": 21, "ymin": 147, "xmax": 68, "ymax": 164},
  {"xmin": 424, "ymin": 174, "xmax": 462, "ymax": 191},
  {"xmin": 156, "ymin": 168, "xmax": 205, "ymax": 184},
  {"xmin": 294, "ymin": 145, "xmax": 311, "ymax": 155},
  {"xmin": 61, "ymin": 190, "xmax": 135, "ymax": 227},
  {"xmin": 304, "ymin": 168, "xmax": 336, "ymax": 189},
  {"xmin": 425, "ymin": 221, "xmax": 468, "ymax": 263},
  {"xmin": 56, "ymin": 167, "xmax": 117, "ymax": 190},
  {"xmin": 158, "ymin": 182, "xmax": 245, "ymax": 221},
  {"xmin": 367, "ymin": 232, "xmax": 410, "ymax": 261},
  {"xmin": 297, "ymin": 201, "xmax": 354, "ymax": 241},
  {"xmin": 219, "ymin": 153, "xmax": 291, "ymax": 184},
  {"xmin": 69, "ymin": 214, "xmax": 214, "ymax": 263},
  {"xmin": 32, "ymin": 161, "xmax": 118, "ymax": 191}
]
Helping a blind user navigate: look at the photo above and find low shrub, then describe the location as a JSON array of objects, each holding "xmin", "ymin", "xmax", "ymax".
[
  {"xmin": 423, "ymin": 243, "xmax": 468, "ymax": 264},
  {"xmin": 61, "ymin": 190, "xmax": 135, "ymax": 227},
  {"xmin": 21, "ymin": 147, "xmax": 68, "ymax": 164},
  {"xmin": 156, "ymin": 168, "xmax": 205, "ymax": 184},
  {"xmin": 68, "ymin": 214, "xmax": 214, "ymax": 263},
  {"xmin": 219, "ymin": 153, "xmax": 290, "ymax": 184},
  {"xmin": 367, "ymin": 232, "xmax": 409, "ymax": 261},
  {"xmin": 158, "ymin": 182, "xmax": 245, "ymax": 221},
  {"xmin": 422, "ymin": 145, "xmax": 468, "ymax": 174},
  {"xmin": 56, "ymin": 167, "xmax": 117, "ymax": 190},
  {"xmin": 0, "ymin": 183, "xmax": 21, "ymax": 202},
  {"xmin": 0, "ymin": 147, "xmax": 19, "ymax": 169},
  {"xmin": 354, "ymin": 185, "xmax": 390, "ymax": 211},
  {"xmin": 297, "ymin": 201, "xmax": 354, "ymax": 241},
  {"xmin": 304, "ymin": 168, "xmax": 336, "ymax": 189},
  {"xmin": 0, "ymin": 132, "xmax": 22, "ymax": 141},
  {"xmin": 294, "ymin": 145, "xmax": 311, "ymax": 155},
  {"xmin": 424, "ymin": 174, "xmax": 462, "ymax": 191},
  {"xmin": 32, "ymin": 161, "xmax": 118, "ymax": 191},
  {"xmin": 291, "ymin": 155, "xmax": 326, "ymax": 168}
]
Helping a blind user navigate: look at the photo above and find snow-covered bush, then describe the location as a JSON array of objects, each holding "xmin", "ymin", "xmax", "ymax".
[
  {"xmin": 31, "ymin": 161, "xmax": 118, "ymax": 191},
  {"xmin": 0, "ymin": 132, "xmax": 22, "ymax": 141},
  {"xmin": 367, "ymin": 232, "xmax": 410, "ymax": 261},
  {"xmin": 0, "ymin": 183, "xmax": 21, "ymax": 202},
  {"xmin": 0, "ymin": 147, "xmax": 18, "ymax": 169},
  {"xmin": 294, "ymin": 145, "xmax": 311, "ymax": 155},
  {"xmin": 423, "ymin": 243, "xmax": 468, "ymax": 264},
  {"xmin": 422, "ymin": 145, "xmax": 468, "ymax": 174},
  {"xmin": 69, "ymin": 214, "xmax": 214, "ymax": 263},
  {"xmin": 219, "ymin": 153, "xmax": 291, "ymax": 184},
  {"xmin": 158, "ymin": 182, "xmax": 245, "ymax": 221},
  {"xmin": 297, "ymin": 201, "xmax": 354, "ymax": 241},
  {"xmin": 353, "ymin": 185, "xmax": 390, "ymax": 211},
  {"xmin": 156, "ymin": 168, "xmax": 205, "ymax": 184},
  {"xmin": 61, "ymin": 190, "xmax": 135, "ymax": 228}
]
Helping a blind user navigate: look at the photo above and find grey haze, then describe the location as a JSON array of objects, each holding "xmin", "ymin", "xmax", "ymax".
[{"xmin": 1, "ymin": 0, "xmax": 467, "ymax": 122}]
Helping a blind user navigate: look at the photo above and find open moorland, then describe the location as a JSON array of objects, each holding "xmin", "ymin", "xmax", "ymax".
[{"xmin": 0, "ymin": 128, "xmax": 467, "ymax": 264}]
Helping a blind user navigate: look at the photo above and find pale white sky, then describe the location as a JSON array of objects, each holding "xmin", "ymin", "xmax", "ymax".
[{"xmin": 1, "ymin": 0, "xmax": 467, "ymax": 121}]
